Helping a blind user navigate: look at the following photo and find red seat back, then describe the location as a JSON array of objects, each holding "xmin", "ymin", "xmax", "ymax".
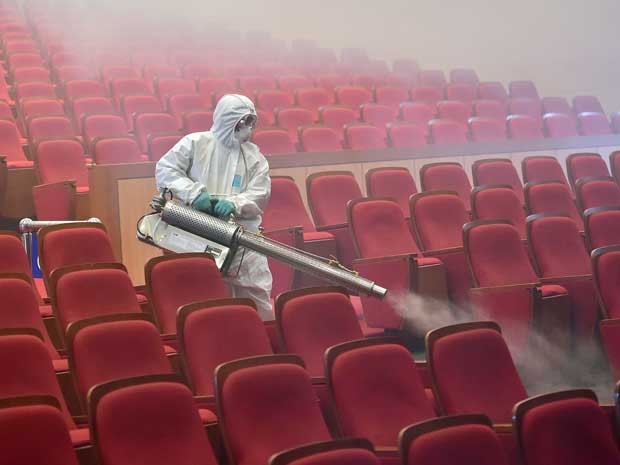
[
  {"xmin": 179, "ymin": 299, "xmax": 272, "ymax": 396},
  {"xmin": 471, "ymin": 186, "xmax": 526, "ymax": 238},
  {"xmin": 524, "ymin": 181, "xmax": 583, "ymax": 230},
  {"xmin": 348, "ymin": 198, "xmax": 420, "ymax": 258},
  {"xmin": 145, "ymin": 254, "xmax": 229, "ymax": 335},
  {"xmin": 67, "ymin": 315, "xmax": 171, "ymax": 403},
  {"xmin": 216, "ymin": 356, "xmax": 331, "ymax": 465},
  {"xmin": 427, "ymin": 322, "xmax": 526, "ymax": 422},
  {"xmin": 472, "ymin": 159, "xmax": 523, "ymax": 202},
  {"xmin": 275, "ymin": 288, "xmax": 362, "ymax": 376},
  {"xmin": 420, "ymin": 162, "xmax": 472, "ymax": 210},
  {"xmin": 327, "ymin": 339, "xmax": 435, "ymax": 447},
  {"xmin": 91, "ymin": 376, "xmax": 218, "ymax": 465}
]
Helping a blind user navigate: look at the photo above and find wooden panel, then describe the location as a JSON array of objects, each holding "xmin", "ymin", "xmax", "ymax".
[
  {"xmin": 4, "ymin": 168, "xmax": 35, "ymax": 218},
  {"xmin": 89, "ymin": 162, "xmax": 155, "ymax": 260},
  {"xmin": 117, "ymin": 177, "xmax": 161, "ymax": 285}
]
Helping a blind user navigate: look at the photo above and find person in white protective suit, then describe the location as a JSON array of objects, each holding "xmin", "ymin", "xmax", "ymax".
[{"xmin": 155, "ymin": 94, "xmax": 273, "ymax": 320}]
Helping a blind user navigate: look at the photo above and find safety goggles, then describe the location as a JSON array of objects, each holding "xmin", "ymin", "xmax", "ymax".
[{"xmin": 235, "ymin": 113, "xmax": 257, "ymax": 131}]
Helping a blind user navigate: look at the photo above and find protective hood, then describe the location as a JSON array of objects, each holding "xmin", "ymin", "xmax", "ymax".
[{"xmin": 211, "ymin": 94, "xmax": 257, "ymax": 148}]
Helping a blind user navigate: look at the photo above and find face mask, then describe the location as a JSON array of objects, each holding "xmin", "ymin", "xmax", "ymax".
[{"xmin": 234, "ymin": 126, "xmax": 253, "ymax": 143}]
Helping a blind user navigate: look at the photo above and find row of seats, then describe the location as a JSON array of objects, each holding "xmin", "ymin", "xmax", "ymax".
[
  {"xmin": 0, "ymin": 221, "xmax": 618, "ymax": 463},
  {"xmin": 3, "ymin": 320, "xmax": 620, "ymax": 465}
]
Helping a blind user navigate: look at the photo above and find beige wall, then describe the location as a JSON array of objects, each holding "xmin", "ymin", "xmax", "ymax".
[{"xmin": 193, "ymin": 0, "xmax": 620, "ymax": 113}]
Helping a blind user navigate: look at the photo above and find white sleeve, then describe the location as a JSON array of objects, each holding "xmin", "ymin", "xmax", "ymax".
[
  {"xmin": 228, "ymin": 156, "xmax": 271, "ymax": 219},
  {"xmin": 155, "ymin": 135, "xmax": 206, "ymax": 205}
]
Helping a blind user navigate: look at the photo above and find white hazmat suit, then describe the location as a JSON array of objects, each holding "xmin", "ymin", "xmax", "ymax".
[{"xmin": 155, "ymin": 94, "xmax": 273, "ymax": 320}]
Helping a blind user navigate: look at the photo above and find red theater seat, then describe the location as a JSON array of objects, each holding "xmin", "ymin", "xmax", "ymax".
[
  {"xmin": 64, "ymin": 80, "xmax": 107, "ymax": 100},
  {"xmin": 400, "ymin": 102, "xmax": 435, "ymax": 133},
  {"xmin": 178, "ymin": 299, "xmax": 273, "ymax": 399},
  {"xmin": 527, "ymin": 214, "xmax": 598, "ymax": 338},
  {"xmin": 66, "ymin": 314, "xmax": 173, "ymax": 406},
  {"xmin": 471, "ymin": 186, "xmax": 526, "ymax": 239},
  {"xmin": 360, "ymin": 103, "xmax": 396, "ymax": 127},
  {"xmin": 420, "ymin": 162, "xmax": 472, "ymax": 210},
  {"xmin": 134, "ymin": 112, "xmax": 178, "ymax": 152},
  {"xmin": 410, "ymin": 191, "xmax": 471, "ymax": 304},
  {"xmin": 34, "ymin": 138, "xmax": 88, "ymax": 192},
  {"xmin": 375, "ymin": 85, "xmax": 409, "ymax": 108},
  {"xmin": 418, "ymin": 69, "xmax": 446, "ymax": 89},
  {"xmin": 101, "ymin": 65, "xmax": 140, "ymax": 88},
  {"xmin": 437, "ymin": 100, "xmax": 471, "ymax": 125},
  {"xmin": 573, "ymin": 95, "xmax": 604, "ymax": 114},
  {"xmin": 507, "ymin": 115, "xmax": 543, "ymax": 140},
  {"xmin": 566, "ymin": 152, "xmax": 610, "ymax": 187},
  {"xmin": 477, "ymin": 82, "xmax": 508, "ymax": 103},
  {"xmin": 387, "ymin": 122, "xmax": 427, "ymax": 148},
  {"xmin": 168, "ymin": 94, "xmax": 209, "ymax": 126},
  {"xmin": 543, "ymin": 113, "xmax": 578, "ymax": 137},
  {"xmin": 593, "ymin": 245, "xmax": 620, "ymax": 319},
  {"xmin": 366, "ymin": 167, "xmax": 417, "ymax": 217},
  {"xmin": 513, "ymin": 390, "xmax": 620, "ymax": 465},
  {"xmin": 509, "ymin": 98, "xmax": 542, "ymax": 123},
  {"xmin": 577, "ymin": 112, "xmax": 611, "ymax": 135},
  {"xmin": 121, "ymin": 95, "xmax": 163, "ymax": 130},
  {"xmin": 110, "ymin": 78, "xmax": 152, "ymax": 108},
  {"xmin": 474, "ymin": 99, "xmax": 507, "ymax": 121},
  {"xmin": 83, "ymin": 114, "xmax": 129, "ymax": 150},
  {"xmin": 256, "ymin": 89, "xmax": 293, "ymax": 114},
  {"xmin": 270, "ymin": 439, "xmax": 378, "ymax": 465},
  {"xmin": 445, "ymin": 83, "xmax": 477, "ymax": 103},
  {"xmin": 93, "ymin": 136, "xmax": 144, "ymax": 164},
  {"xmin": 145, "ymin": 253, "xmax": 229, "ymax": 338},
  {"xmin": 27, "ymin": 115, "xmax": 76, "ymax": 143},
  {"xmin": 522, "ymin": 156, "xmax": 570, "ymax": 186},
  {"xmin": 156, "ymin": 78, "xmax": 197, "ymax": 106},
  {"xmin": 472, "ymin": 158, "xmax": 523, "ymax": 202},
  {"xmin": 576, "ymin": 176, "xmax": 620, "ymax": 211},
  {"xmin": 12, "ymin": 66, "xmax": 50, "ymax": 84},
  {"xmin": 344, "ymin": 124, "xmax": 387, "ymax": 150},
  {"xmin": 0, "ymin": 332, "xmax": 86, "ymax": 443},
  {"xmin": 299, "ymin": 126, "xmax": 343, "ymax": 152},
  {"xmin": 275, "ymin": 107, "xmax": 313, "ymax": 144},
  {"xmin": 89, "ymin": 375, "xmax": 218, "ymax": 465},
  {"xmin": 148, "ymin": 133, "xmax": 182, "ymax": 161},
  {"xmin": 71, "ymin": 97, "xmax": 116, "ymax": 133},
  {"xmin": 307, "ymin": 171, "xmax": 361, "ymax": 267},
  {"xmin": 252, "ymin": 129, "xmax": 296, "ymax": 155},
  {"xmin": 463, "ymin": 220, "xmax": 569, "ymax": 347},
  {"xmin": 278, "ymin": 75, "xmax": 313, "ymax": 92},
  {"xmin": 400, "ymin": 415, "xmax": 509, "ymax": 465},
  {"xmin": 0, "ymin": 119, "xmax": 31, "ymax": 167},
  {"xmin": 509, "ymin": 80, "xmax": 539, "ymax": 100},
  {"xmin": 542, "ymin": 97, "xmax": 573, "ymax": 118},
  {"xmin": 0, "ymin": 397, "xmax": 80, "ymax": 465},
  {"xmin": 469, "ymin": 117, "xmax": 506, "ymax": 142},
  {"xmin": 335, "ymin": 86, "xmax": 373, "ymax": 109},
  {"xmin": 584, "ymin": 206, "xmax": 620, "ymax": 250},
  {"xmin": 216, "ymin": 355, "xmax": 331, "ymax": 465},
  {"xmin": 296, "ymin": 87, "xmax": 331, "ymax": 120},
  {"xmin": 450, "ymin": 68, "xmax": 480, "ymax": 85},
  {"xmin": 276, "ymin": 287, "xmax": 363, "ymax": 378},
  {"xmin": 15, "ymin": 82, "xmax": 56, "ymax": 100},
  {"xmin": 326, "ymin": 338, "xmax": 435, "ymax": 448},
  {"xmin": 427, "ymin": 322, "xmax": 526, "ymax": 423},
  {"xmin": 429, "ymin": 119, "xmax": 468, "ymax": 144},
  {"xmin": 524, "ymin": 181, "xmax": 583, "ymax": 229},
  {"xmin": 410, "ymin": 86, "xmax": 442, "ymax": 106}
]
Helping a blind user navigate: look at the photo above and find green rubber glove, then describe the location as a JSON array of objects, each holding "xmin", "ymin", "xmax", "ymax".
[
  {"xmin": 191, "ymin": 192, "xmax": 213, "ymax": 214},
  {"xmin": 213, "ymin": 199, "xmax": 235, "ymax": 219}
]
